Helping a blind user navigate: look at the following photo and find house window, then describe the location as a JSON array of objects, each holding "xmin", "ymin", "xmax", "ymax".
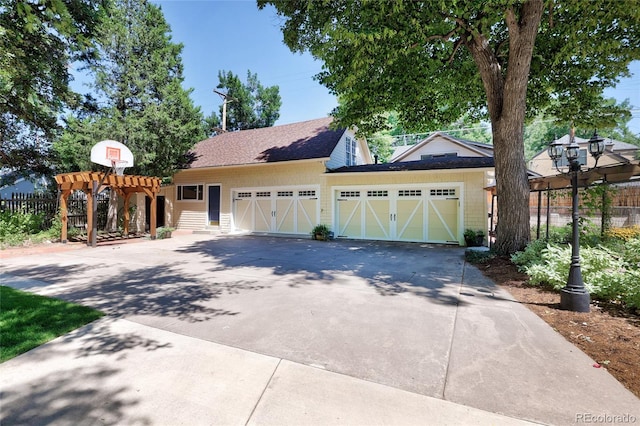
[
  {"xmin": 399, "ymin": 190, "xmax": 422, "ymax": 197},
  {"xmin": 340, "ymin": 191, "xmax": 360, "ymax": 198},
  {"xmin": 345, "ymin": 136, "xmax": 357, "ymax": 166},
  {"xmin": 277, "ymin": 191, "xmax": 293, "ymax": 197},
  {"xmin": 556, "ymin": 149, "xmax": 587, "ymax": 167},
  {"xmin": 177, "ymin": 184, "xmax": 204, "ymax": 201},
  {"xmin": 299, "ymin": 190, "xmax": 316, "ymax": 197},
  {"xmin": 256, "ymin": 191, "xmax": 271, "ymax": 197},
  {"xmin": 430, "ymin": 188, "xmax": 456, "ymax": 197},
  {"xmin": 367, "ymin": 190, "xmax": 388, "ymax": 197},
  {"xmin": 237, "ymin": 192, "xmax": 252, "ymax": 198}
]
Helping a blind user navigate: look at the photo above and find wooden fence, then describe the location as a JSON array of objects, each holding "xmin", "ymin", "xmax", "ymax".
[
  {"xmin": 529, "ymin": 184, "xmax": 640, "ymax": 229},
  {"xmin": 0, "ymin": 192, "xmax": 109, "ymax": 229}
]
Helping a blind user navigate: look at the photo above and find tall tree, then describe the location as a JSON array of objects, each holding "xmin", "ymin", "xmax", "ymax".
[
  {"xmin": 214, "ymin": 70, "xmax": 281, "ymax": 132},
  {"xmin": 259, "ymin": 0, "xmax": 640, "ymax": 254},
  {"xmin": 0, "ymin": 0, "xmax": 105, "ymax": 180},
  {"xmin": 54, "ymin": 0, "xmax": 205, "ymax": 178}
]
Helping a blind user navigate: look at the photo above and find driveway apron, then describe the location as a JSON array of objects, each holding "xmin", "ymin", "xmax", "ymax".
[{"xmin": 1, "ymin": 234, "xmax": 638, "ymax": 425}]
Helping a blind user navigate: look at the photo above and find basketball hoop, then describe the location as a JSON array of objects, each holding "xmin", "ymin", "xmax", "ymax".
[{"xmin": 112, "ymin": 160, "xmax": 128, "ymax": 176}]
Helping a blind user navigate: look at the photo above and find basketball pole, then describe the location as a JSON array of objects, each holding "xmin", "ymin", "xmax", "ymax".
[{"xmin": 90, "ymin": 163, "xmax": 115, "ymax": 247}]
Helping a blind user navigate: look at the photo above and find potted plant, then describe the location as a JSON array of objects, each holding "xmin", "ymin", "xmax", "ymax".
[
  {"xmin": 464, "ymin": 228, "xmax": 485, "ymax": 247},
  {"xmin": 157, "ymin": 226, "xmax": 175, "ymax": 239},
  {"xmin": 311, "ymin": 224, "xmax": 331, "ymax": 240}
]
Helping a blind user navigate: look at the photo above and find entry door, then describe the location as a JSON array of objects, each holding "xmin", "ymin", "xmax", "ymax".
[
  {"xmin": 426, "ymin": 188, "xmax": 460, "ymax": 243},
  {"xmin": 208, "ymin": 185, "xmax": 221, "ymax": 226}
]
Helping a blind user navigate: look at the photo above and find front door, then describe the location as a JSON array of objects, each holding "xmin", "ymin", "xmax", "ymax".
[{"xmin": 208, "ymin": 185, "xmax": 221, "ymax": 226}]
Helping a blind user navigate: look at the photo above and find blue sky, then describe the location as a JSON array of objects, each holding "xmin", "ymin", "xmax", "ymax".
[
  {"xmin": 153, "ymin": 0, "xmax": 337, "ymax": 126},
  {"xmin": 131, "ymin": 1, "xmax": 640, "ymax": 133}
]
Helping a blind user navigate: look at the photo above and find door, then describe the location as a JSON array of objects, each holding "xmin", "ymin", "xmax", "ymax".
[
  {"xmin": 207, "ymin": 185, "xmax": 220, "ymax": 226},
  {"xmin": 334, "ymin": 185, "xmax": 461, "ymax": 244},
  {"xmin": 427, "ymin": 192, "xmax": 459, "ymax": 243},
  {"xmin": 232, "ymin": 187, "xmax": 319, "ymax": 234}
]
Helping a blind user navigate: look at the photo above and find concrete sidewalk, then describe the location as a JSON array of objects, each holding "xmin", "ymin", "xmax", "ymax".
[
  {"xmin": 1, "ymin": 234, "xmax": 638, "ymax": 425},
  {"xmin": 0, "ymin": 318, "xmax": 536, "ymax": 425}
]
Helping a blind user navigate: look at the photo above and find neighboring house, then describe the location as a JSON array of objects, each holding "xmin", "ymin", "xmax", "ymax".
[
  {"xmin": 528, "ymin": 134, "xmax": 639, "ymax": 177},
  {"xmin": 164, "ymin": 117, "xmax": 495, "ymax": 245},
  {"xmin": 390, "ymin": 132, "xmax": 494, "ymax": 163},
  {"xmin": 0, "ymin": 173, "xmax": 51, "ymax": 198}
]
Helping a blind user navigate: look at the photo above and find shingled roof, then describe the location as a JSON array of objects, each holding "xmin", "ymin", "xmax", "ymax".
[
  {"xmin": 188, "ymin": 117, "xmax": 345, "ymax": 168},
  {"xmin": 328, "ymin": 156, "xmax": 495, "ymax": 173}
]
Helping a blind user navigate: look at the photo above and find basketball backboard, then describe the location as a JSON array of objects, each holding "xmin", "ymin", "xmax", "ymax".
[{"xmin": 90, "ymin": 140, "xmax": 134, "ymax": 169}]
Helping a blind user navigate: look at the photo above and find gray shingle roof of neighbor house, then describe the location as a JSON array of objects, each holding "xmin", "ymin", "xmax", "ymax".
[
  {"xmin": 187, "ymin": 116, "xmax": 346, "ymax": 168},
  {"xmin": 328, "ymin": 156, "xmax": 495, "ymax": 173}
]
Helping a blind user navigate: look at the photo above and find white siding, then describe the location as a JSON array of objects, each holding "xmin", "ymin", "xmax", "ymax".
[{"xmin": 326, "ymin": 131, "xmax": 370, "ymax": 169}]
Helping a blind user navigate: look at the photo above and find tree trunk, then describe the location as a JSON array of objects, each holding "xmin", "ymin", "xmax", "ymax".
[
  {"xmin": 107, "ymin": 189, "xmax": 118, "ymax": 232},
  {"xmin": 465, "ymin": 0, "xmax": 543, "ymax": 254}
]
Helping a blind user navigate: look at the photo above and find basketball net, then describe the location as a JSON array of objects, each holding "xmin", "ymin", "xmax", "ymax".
[{"xmin": 112, "ymin": 160, "xmax": 128, "ymax": 176}]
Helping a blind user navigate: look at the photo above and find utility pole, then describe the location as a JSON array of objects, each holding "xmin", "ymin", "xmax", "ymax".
[{"xmin": 214, "ymin": 89, "xmax": 235, "ymax": 132}]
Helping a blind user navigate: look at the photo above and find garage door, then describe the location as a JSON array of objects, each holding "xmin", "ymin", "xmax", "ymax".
[
  {"xmin": 334, "ymin": 185, "xmax": 461, "ymax": 244},
  {"xmin": 233, "ymin": 187, "xmax": 319, "ymax": 235}
]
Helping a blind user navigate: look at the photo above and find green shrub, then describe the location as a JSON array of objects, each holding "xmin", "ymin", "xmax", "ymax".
[
  {"xmin": 0, "ymin": 210, "xmax": 45, "ymax": 242},
  {"xmin": 521, "ymin": 242, "xmax": 640, "ymax": 309},
  {"xmin": 511, "ymin": 238, "xmax": 550, "ymax": 271}
]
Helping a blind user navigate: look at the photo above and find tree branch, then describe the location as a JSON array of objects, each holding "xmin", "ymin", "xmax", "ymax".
[{"xmin": 446, "ymin": 38, "xmax": 464, "ymax": 65}]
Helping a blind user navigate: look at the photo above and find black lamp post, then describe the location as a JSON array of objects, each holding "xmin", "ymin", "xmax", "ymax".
[{"xmin": 547, "ymin": 128, "xmax": 605, "ymax": 312}]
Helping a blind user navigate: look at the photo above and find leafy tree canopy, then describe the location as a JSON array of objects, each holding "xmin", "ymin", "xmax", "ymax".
[
  {"xmin": 259, "ymin": 0, "xmax": 640, "ymax": 254},
  {"xmin": 213, "ymin": 70, "xmax": 282, "ymax": 133},
  {"xmin": 54, "ymin": 0, "xmax": 205, "ymax": 178},
  {"xmin": 0, "ymin": 0, "xmax": 105, "ymax": 181}
]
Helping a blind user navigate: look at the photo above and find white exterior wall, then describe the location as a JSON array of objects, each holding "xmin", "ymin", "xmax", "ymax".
[{"xmin": 325, "ymin": 131, "xmax": 370, "ymax": 169}]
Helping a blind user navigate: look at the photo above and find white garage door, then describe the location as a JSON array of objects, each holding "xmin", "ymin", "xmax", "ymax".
[
  {"xmin": 334, "ymin": 185, "xmax": 462, "ymax": 244},
  {"xmin": 233, "ymin": 187, "xmax": 319, "ymax": 235}
]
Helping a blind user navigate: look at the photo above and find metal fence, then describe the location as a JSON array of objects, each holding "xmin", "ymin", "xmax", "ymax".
[{"xmin": 0, "ymin": 192, "xmax": 109, "ymax": 230}]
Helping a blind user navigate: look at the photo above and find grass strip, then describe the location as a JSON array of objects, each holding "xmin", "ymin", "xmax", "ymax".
[{"xmin": 0, "ymin": 286, "xmax": 103, "ymax": 362}]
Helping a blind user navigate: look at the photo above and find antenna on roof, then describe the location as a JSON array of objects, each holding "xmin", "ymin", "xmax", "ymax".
[{"xmin": 214, "ymin": 89, "xmax": 237, "ymax": 132}]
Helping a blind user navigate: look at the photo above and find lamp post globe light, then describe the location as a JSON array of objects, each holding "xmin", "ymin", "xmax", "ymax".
[{"xmin": 547, "ymin": 128, "xmax": 605, "ymax": 312}]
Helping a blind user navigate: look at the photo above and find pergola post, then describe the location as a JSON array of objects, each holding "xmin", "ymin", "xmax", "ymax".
[
  {"xmin": 59, "ymin": 190, "xmax": 71, "ymax": 243},
  {"xmin": 55, "ymin": 171, "xmax": 162, "ymax": 246}
]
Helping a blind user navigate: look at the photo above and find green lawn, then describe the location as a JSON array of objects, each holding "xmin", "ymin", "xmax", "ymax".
[{"xmin": 0, "ymin": 286, "xmax": 103, "ymax": 362}]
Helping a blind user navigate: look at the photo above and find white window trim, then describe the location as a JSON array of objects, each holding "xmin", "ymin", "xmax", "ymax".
[{"xmin": 176, "ymin": 183, "xmax": 205, "ymax": 202}]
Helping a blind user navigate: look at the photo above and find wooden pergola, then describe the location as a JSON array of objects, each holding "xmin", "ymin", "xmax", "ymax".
[{"xmin": 55, "ymin": 172, "xmax": 162, "ymax": 245}]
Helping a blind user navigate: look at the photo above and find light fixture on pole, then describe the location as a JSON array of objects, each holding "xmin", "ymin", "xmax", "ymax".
[{"xmin": 547, "ymin": 127, "xmax": 605, "ymax": 312}]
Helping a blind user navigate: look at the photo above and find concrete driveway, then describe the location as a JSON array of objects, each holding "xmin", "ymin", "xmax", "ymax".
[{"xmin": 1, "ymin": 234, "xmax": 638, "ymax": 425}]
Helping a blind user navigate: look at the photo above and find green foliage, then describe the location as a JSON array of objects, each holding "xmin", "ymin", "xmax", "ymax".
[
  {"xmin": 464, "ymin": 249, "xmax": 496, "ymax": 264},
  {"xmin": 511, "ymin": 238, "xmax": 550, "ymax": 272},
  {"xmin": 311, "ymin": 224, "xmax": 331, "ymax": 240},
  {"xmin": 0, "ymin": 210, "xmax": 45, "ymax": 244},
  {"xmin": 1, "ymin": 0, "xmax": 105, "ymax": 175},
  {"xmin": 514, "ymin": 235, "xmax": 640, "ymax": 310},
  {"xmin": 0, "ymin": 286, "xmax": 103, "ymax": 362},
  {"xmin": 53, "ymin": 0, "xmax": 205, "ymax": 178},
  {"xmin": 215, "ymin": 70, "xmax": 282, "ymax": 132},
  {"xmin": 156, "ymin": 226, "xmax": 175, "ymax": 239},
  {"xmin": 260, "ymin": 0, "xmax": 640, "ymax": 255}
]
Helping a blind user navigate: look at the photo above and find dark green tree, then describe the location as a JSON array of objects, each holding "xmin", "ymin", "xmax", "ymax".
[
  {"xmin": 259, "ymin": 0, "xmax": 640, "ymax": 254},
  {"xmin": 54, "ymin": 0, "xmax": 205, "ymax": 178},
  {"xmin": 0, "ymin": 0, "xmax": 105, "ymax": 180},
  {"xmin": 215, "ymin": 70, "xmax": 281, "ymax": 132}
]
